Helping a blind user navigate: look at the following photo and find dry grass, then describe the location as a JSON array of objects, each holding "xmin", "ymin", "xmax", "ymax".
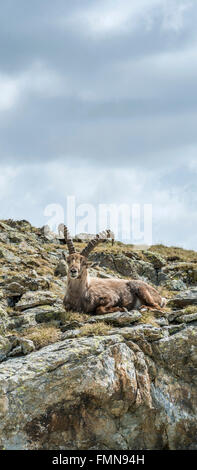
[
  {"xmin": 64, "ymin": 311, "xmax": 89, "ymax": 322},
  {"xmin": 6, "ymin": 307, "xmax": 15, "ymax": 315},
  {"xmin": 21, "ymin": 324, "xmax": 61, "ymax": 349},
  {"xmin": 149, "ymin": 244, "xmax": 197, "ymax": 263},
  {"xmin": 36, "ymin": 266, "xmax": 54, "ymax": 276},
  {"xmin": 42, "ymin": 242, "xmax": 61, "ymax": 252},
  {"xmin": 79, "ymin": 321, "xmax": 111, "ymax": 337},
  {"xmin": 158, "ymin": 286, "xmax": 176, "ymax": 299},
  {"xmin": 137, "ymin": 310, "xmax": 159, "ymax": 327},
  {"xmin": 71, "ymin": 241, "xmax": 135, "ymax": 255},
  {"xmin": 69, "ymin": 240, "xmax": 197, "ymax": 263}
]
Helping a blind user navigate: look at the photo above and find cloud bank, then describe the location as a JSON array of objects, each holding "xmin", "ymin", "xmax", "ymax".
[{"xmin": 0, "ymin": 0, "xmax": 197, "ymax": 248}]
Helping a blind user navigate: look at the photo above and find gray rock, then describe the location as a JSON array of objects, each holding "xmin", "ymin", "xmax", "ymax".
[
  {"xmin": 20, "ymin": 339, "xmax": 35, "ymax": 355},
  {"xmin": 111, "ymin": 325, "xmax": 166, "ymax": 342},
  {"xmin": 15, "ymin": 291, "xmax": 57, "ymax": 311},
  {"xmin": 156, "ymin": 317, "xmax": 169, "ymax": 326},
  {"xmin": 164, "ymin": 279, "xmax": 187, "ymax": 291},
  {"xmin": 157, "ymin": 271, "xmax": 170, "ymax": 284},
  {"xmin": 136, "ymin": 260, "xmax": 157, "ymax": 284},
  {"xmin": 152, "ymin": 326, "xmax": 197, "ymax": 383},
  {"xmin": 0, "ymin": 248, "xmax": 21, "ymax": 264},
  {"xmin": 167, "ymin": 310, "xmax": 186, "ymax": 322},
  {"xmin": 143, "ymin": 251, "xmax": 166, "ymax": 268},
  {"xmin": 87, "ymin": 310, "xmax": 142, "ymax": 326},
  {"xmin": 6, "ymin": 282, "xmax": 25, "ymax": 295},
  {"xmin": 0, "ymin": 232, "xmax": 9, "ymax": 243},
  {"xmin": 35, "ymin": 306, "xmax": 66, "ymax": 324},
  {"xmin": 164, "ymin": 324, "xmax": 185, "ymax": 335},
  {"xmin": 176, "ymin": 313, "xmax": 197, "ymax": 323},
  {"xmin": 54, "ymin": 260, "xmax": 67, "ymax": 277},
  {"xmin": 168, "ymin": 288, "xmax": 197, "ymax": 308},
  {"xmin": 61, "ymin": 328, "xmax": 81, "ymax": 340},
  {"xmin": 0, "ymin": 335, "xmax": 12, "ymax": 361},
  {"xmin": 7, "ymin": 345, "xmax": 22, "ymax": 357},
  {"xmin": 3, "ymin": 275, "xmax": 50, "ymax": 293},
  {"xmin": 0, "ymin": 329, "xmax": 196, "ymax": 450}
]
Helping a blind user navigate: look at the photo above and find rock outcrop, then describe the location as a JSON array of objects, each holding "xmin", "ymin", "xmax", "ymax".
[{"xmin": 0, "ymin": 220, "xmax": 196, "ymax": 450}]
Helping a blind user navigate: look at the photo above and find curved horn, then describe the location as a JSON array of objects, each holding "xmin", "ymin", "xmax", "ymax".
[
  {"xmin": 61, "ymin": 225, "xmax": 76, "ymax": 254},
  {"xmin": 106, "ymin": 229, "xmax": 115, "ymax": 246},
  {"xmin": 81, "ymin": 229, "xmax": 114, "ymax": 257}
]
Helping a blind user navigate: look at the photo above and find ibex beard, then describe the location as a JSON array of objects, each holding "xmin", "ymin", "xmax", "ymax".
[{"xmin": 62, "ymin": 225, "xmax": 166, "ymax": 315}]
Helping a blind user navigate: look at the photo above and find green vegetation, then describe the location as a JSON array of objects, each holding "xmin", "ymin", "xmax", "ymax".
[
  {"xmin": 137, "ymin": 310, "xmax": 159, "ymax": 327},
  {"xmin": 183, "ymin": 305, "xmax": 197, "ymax": 314}
]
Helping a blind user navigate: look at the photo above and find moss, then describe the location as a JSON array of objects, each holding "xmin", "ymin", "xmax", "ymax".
[
  {"xmin": 183, "ymin": 306, "xmax": 197, "ymax": 314},
  {"xmin": 137, "ymin": 311, "xmax": 159, "ymax": 327}
]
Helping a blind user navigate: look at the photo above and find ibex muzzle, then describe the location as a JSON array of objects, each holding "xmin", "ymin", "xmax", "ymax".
[{"xmin": 67, "ymin": 253, "xmax": 89, "ymax": 279}]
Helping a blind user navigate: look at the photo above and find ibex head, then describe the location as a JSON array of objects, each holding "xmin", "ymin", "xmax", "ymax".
[
  {"xmin": 67, "ymin": 253, "xmax": 90, "ymax": 279},
  {"xmin": 61, "ymin": 225, "xmax": 114, "ymax": 280}
]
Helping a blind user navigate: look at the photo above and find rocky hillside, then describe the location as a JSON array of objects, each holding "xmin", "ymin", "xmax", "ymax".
[{"xmin": 0, "ymin": 219, "xmax": 196, "ymax": 450}]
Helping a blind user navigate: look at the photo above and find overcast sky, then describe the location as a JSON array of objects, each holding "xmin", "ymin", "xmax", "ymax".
[{"xmin": 0, "ymin": 0, "xmax": 197, "ymax": 248}]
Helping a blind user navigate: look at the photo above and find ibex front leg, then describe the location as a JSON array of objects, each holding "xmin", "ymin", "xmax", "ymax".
[
  {"xmin": 95, "ymin": 303, "xmax": 127, "ymax": 315},
  {"xmin": 63, "ymin": 297, "xmax": 73, "ymax": 312}
]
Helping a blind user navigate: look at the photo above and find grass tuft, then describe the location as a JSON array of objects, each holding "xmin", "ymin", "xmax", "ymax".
[
  {"xmin": 63, "ymin": 311, "xmax": 89, "ymax": 322},
  {"xmin": 21, "ymin": 324, "xmax": 61, "ymax": 349},
  {"xmin": 183, "ymin": 305, "xmax": 197, "ymax": 314},
  {"xmin": 137, "ymin": 310, "xmax": 159, "ymax": 327},
  {"xmin": 79, "ymin": 321, "xmax": 111, "ymax": 337}
]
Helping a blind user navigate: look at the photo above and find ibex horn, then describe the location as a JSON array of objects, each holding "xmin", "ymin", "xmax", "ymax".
[
  {"xmin": 81, "ymin": 230, "xmax": 114, "ymax": 257},
  {"xmin": 62, "ymin": 225, "xmax": 76, "ymax": 254}
]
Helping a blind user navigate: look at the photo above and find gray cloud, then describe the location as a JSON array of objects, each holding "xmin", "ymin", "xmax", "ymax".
[{"xmin": 0, "ymin": 0, "xmax": 197, "ymax": 248}]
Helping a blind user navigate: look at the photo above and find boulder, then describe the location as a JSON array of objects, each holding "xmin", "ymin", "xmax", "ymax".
[
  {"xmin": 143, "ymin": 251, "xmax": 166, "ymax": 269},
  {"xmin": 20, "ymin": 339, "xmax": 35, "ymax": 355},
  {"xmin": 0, "ymin": 328, "xmax": 196, "ymax": 450},
  {"xmin": 15, "ymin": 291, "xmax": 57, "ymax": 311},
  {"xmin": 0, "ymin": 336, "xmax": 12, "ymax": 362},
  {"xmin": 54, "ymin": 260, "xmax": 67, "ymax": 277},
  {"xmin": 168, "ymin": 288, "xmax": 197, "ymax": 308},
  {"xmin": 87, "ymin": 310, "xmax": 142, "ymax": 326}
]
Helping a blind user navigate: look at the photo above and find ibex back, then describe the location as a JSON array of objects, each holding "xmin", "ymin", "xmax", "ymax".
[{"xmin": 62, "ymin": 226, "xmax": 166, "ymax": 315}]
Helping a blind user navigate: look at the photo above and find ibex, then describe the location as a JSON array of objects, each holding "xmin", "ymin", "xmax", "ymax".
[{"xmin": 63, "ymin": 226, "xmax": 166, "ymax": 315}]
